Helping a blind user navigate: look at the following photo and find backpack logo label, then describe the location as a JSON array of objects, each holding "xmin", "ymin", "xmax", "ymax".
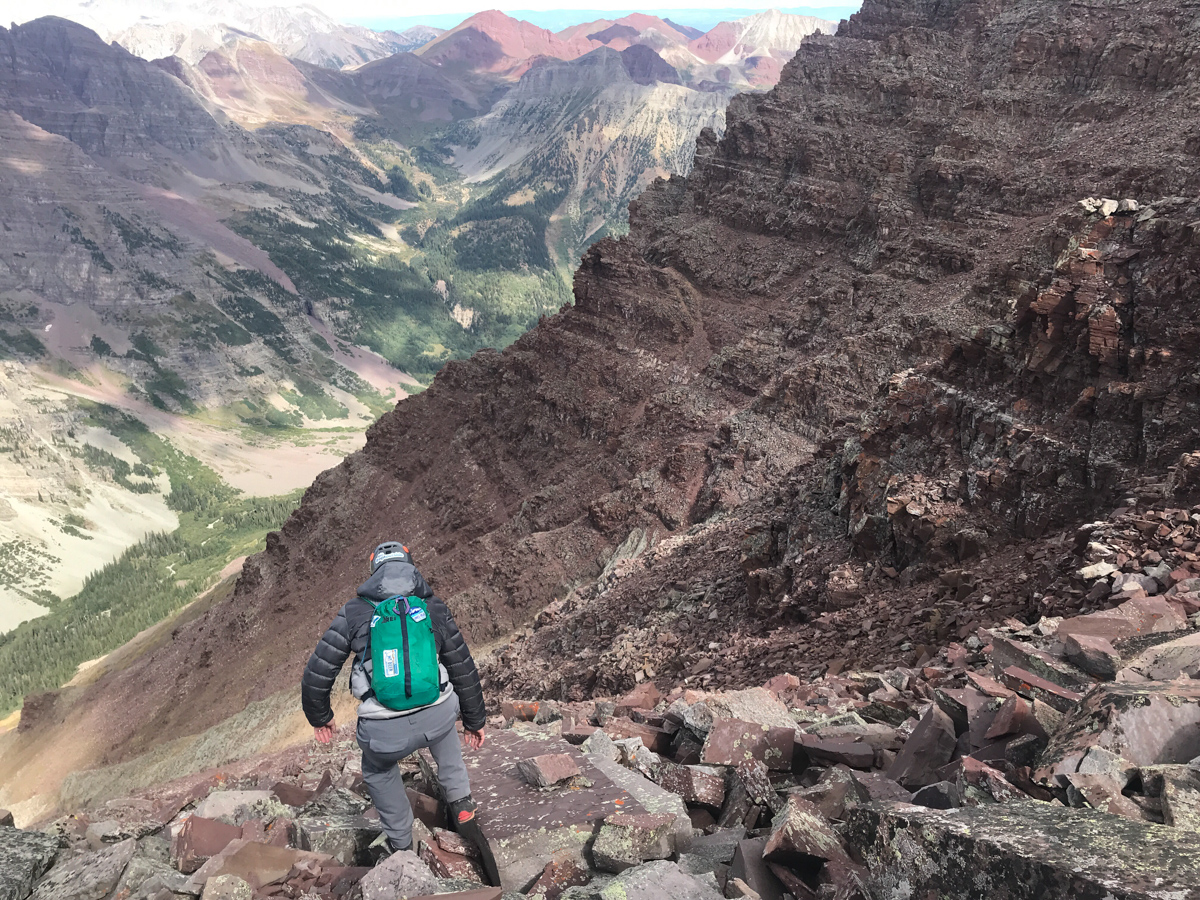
[
  {"xmin": 409, "ymin": 607, "xmax": 427, "ymax": 622},
  {"xmin": 382, "ymin": 648, "xmax": 400, "ymax": 678}
]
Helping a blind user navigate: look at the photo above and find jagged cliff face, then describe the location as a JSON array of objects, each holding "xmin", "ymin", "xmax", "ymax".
[{"xmin": 16, "ymin": 0, "xmax": 1200, "ymax": 778}]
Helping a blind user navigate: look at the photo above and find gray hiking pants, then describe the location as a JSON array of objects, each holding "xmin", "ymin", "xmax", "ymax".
[{"xmin": 356, "ymin": 692, "xmax": 471, "ymax": 850}]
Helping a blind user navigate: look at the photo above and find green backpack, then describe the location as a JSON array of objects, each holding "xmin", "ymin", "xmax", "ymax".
[{"xmin": 369, "ymin": 595, "xmax": 441, "ymax": 711}]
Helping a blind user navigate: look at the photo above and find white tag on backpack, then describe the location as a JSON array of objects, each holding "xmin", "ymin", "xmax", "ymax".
[
  {"xmin": 382, "ymin": 648, "xmax": 400, "ymax": 678},
  {"xmin": 409, "ymin": 607, "xmax": 427, "ymax": 622}
]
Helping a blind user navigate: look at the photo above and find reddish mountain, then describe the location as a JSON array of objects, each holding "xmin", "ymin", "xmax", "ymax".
[
  {"xmin": 741, "ymin": 55, "xmax": 784, "ymax": 88},
  {"xmin": 558, "ymin": 13, "xmax": 694, "ymax": 46},
  {"xmin": 417, "ymin": 9, "xmax": 599, "ymax": 75},
  {"xmin": 609, "ymin": 13, "xmax": 696, "ymax": 44},
  {"xmin": 585, "ymin": 24, "xmax": 640, "ymax": 47},
  {"xmin": 663, "ymin": 18, "xmax": 705, "ymax": 41},
  {"xmin": 689, "ymin": 19, "xmax": 740, "ymax": 63}
]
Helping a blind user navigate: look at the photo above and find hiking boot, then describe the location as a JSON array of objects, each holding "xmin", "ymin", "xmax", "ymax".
[
  {"xmin": 449, "ymin": 794, "xmax": 478, "ymax": 825},
  {"xmin": 448, "ymin": 795, "xmax": 500, "ymax": 886}
]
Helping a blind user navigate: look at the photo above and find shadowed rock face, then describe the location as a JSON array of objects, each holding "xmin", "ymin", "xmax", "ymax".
[
  {"xmin": 619, "ymin": 45, "xmax": 682, "ymax": 85},
  {"xmin": 0, "ymin": 17, "xmax": 230, "ymax": 157},
  {"xmin": 29, "ymin": 0, "xmax": 1200, "ymax": 768}
]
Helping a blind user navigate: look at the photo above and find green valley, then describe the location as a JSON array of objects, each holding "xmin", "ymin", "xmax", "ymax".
[{"xmin": 0, "ymin": 403, "xmax": 302, "ymax": 714}]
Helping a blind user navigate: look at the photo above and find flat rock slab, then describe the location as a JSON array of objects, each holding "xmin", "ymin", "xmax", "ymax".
[
  {"xmin": 763, "ymin": 795, "xmax": 847, "ymax": 868},
  {"xmin": 989, "ymin": 636, "xmax": 1091, "ymax": 691},
  {"xmin": 1038, "ymin": 681, "xmax": 1200, "ymax": 779},
  {"xmin": 0, "ymin": 829, "xmax": 59, "ymax": 900},
  {"xmin": 1063, "ymin": 633, "xmax": 1121, "ymax": 680},
  {"xmin": 681, "ymin": 827, "xmax": 746, "ymax": 873},
  {"xmin": 1066, "ymin": 773, "xmax": 1147, "ymax": 820},
  {"xmin": 601, "ymin": 718, "xmax": 672, "ymax": 754},
  {"xmin": 526, "ymin": 855, "xmax": 590, "ymax": 899},
  {"xmin": 193, "ymin": 791, "xmax": 276, "ymax": 823},
  {"xmin": 614, "ymin": 683, "xmax": 663, "ymax": 717},
  {"xmin": 467, "ymin": 728, "xmax": 668, "ymax": 891},
  {"xmin": 420, "ymin": 841, "xmax": 483, "ymax": 881},
  {"xmin": 796, "ymin": 734, "xmax": 875, "ymax": 770},
  {"xmin": 586, "ymin": 740, "xmax": 691, "ymax": 854},
  {"xmin": 1143, "ymin": 766, "xmax": 1200, "ymax": 830},
  {"xmin": 596, "ymin": 860, "xmax": 723, "ymax": 900},
  {"xmin": 409, "ymin": 890, "xmax": 502, "ymax": 900},
  {"xmin": 30, "ymin": 838, "xmax": 135, "ymax": 900},
  {"xmin": 468, "ymin": 730, "xmax": 634, "ymax": 841},
  {"xmin": 171, "ymin": 816, "xmax": 242, "ymax": 874},
  {"xmin": 299, "ymin": 787, "xmax": 370, "ymax": 819},
  {"xmin": 112, "ymin": 853, "xmax": 174, "ymax": 899},
  {"xmin": 1058, "ymin": 595, "xmax": 1188, "ymax": 641},
  {"xmin": 270, "ymin": 782, "xmax": 315, "ymax": 808},
  {"xmin": 1117, "ymin": 631, "xmax": 1200, "ymax": 682},
  {"xmin": 998, "ymin": 666, "xmax": 1083, "ymax": 713},
  {"xmin": 359, "ymin": 849, "xmax": 438, "ymax": 900},
  {"xmin": 199, "ymin": 874, "xmax": 252, "ymax": 900},
  {"xmin": 188, "ymin": 839, "xmax": 332, "ymax": 891},
  {"xmin": 657, "ymin": 762, "xmax": 725, "ymax": 808},
  {"xmin": 850, "ymin": 771, "xmax": 912, "ymax": 804},
  {"xmin": 848, "ymin": 801, "xmax": 1200, "ymax": 899},
  {"xmin": 701, "ymin": 718, "xmax": 794, "ymax": 770},
  {"xmin": 705, "ymin": 688, "xmax": 796, "ymax": 730}
]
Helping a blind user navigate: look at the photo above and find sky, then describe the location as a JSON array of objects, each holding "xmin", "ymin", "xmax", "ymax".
[{"xmin": 330, "ymin": 0, "xmax": 858, "ymax": 16}]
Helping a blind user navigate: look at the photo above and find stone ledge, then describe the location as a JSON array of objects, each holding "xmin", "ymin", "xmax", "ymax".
[{"xmin": 846, "ymin": 801, "xmax": 1200, "ymax": 900}]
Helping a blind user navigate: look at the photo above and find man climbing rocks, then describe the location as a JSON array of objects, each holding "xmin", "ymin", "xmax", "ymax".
[{"xmin": 301, "ymin": 541, "xmax": 495, "ymax": 879}]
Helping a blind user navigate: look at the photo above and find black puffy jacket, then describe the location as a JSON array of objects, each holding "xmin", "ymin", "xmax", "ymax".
[{"xmin": 300, "ymin": 560, "xmax": 486, "ymax": 731}]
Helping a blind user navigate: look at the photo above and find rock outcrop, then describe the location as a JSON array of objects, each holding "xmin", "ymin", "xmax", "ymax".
[{"xmin": 15, "ymin": 608, "xmax": 1200, "ymax": 898}]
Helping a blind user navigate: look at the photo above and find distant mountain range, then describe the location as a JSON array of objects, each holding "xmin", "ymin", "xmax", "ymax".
[
  {"xmin": 415, "ymin": 9, "xmax": 835, "ymax": 87},
  {"xmin": 0, "ymin": 0, "xmax": 446, "ymax": 68},
  {"xmin": 2, "ymin": 2, "xmax": 837, "ymax": 80},
  {"xmin": 354, "ymin": 6, "xmax": 860, "ymax": 33}
]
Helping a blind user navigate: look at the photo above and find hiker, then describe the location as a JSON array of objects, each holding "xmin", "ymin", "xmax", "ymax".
[{"xmin": 301, "ymin": 541, "xmax": 496, "ymax": 879}]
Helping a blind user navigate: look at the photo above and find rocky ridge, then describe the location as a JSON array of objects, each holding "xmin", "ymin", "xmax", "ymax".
[{"xmin": 5, "ymin": 582, "xmax": 1200, "ymax": 899}]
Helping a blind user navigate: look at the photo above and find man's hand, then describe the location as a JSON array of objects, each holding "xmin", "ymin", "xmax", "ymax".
[
  {"xmin": 463, "ymin": 729, "xmax": 485, "ymax": 751},
  {"xmin": 314, "ymin": 719, "xmax": 335, "ymax": 744}
]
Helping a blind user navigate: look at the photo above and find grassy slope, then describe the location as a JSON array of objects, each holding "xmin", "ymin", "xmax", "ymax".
[{"xmin": 0, "ymin": 404, "xmax": 301, "ymax": 715}]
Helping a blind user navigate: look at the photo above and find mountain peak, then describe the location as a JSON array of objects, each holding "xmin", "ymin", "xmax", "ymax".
[
  {"xmin": 689, "ymin": 8, "xmax": 835, "ymax": 65},
  {"xmin": 418, "ymin": 8, "xmax": 599, "ymax": 75}
]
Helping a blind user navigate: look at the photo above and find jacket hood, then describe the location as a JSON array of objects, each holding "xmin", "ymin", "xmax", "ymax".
[{"xmin": 356, "ymin": 560, "xmax": 433, "ymax": 603}]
